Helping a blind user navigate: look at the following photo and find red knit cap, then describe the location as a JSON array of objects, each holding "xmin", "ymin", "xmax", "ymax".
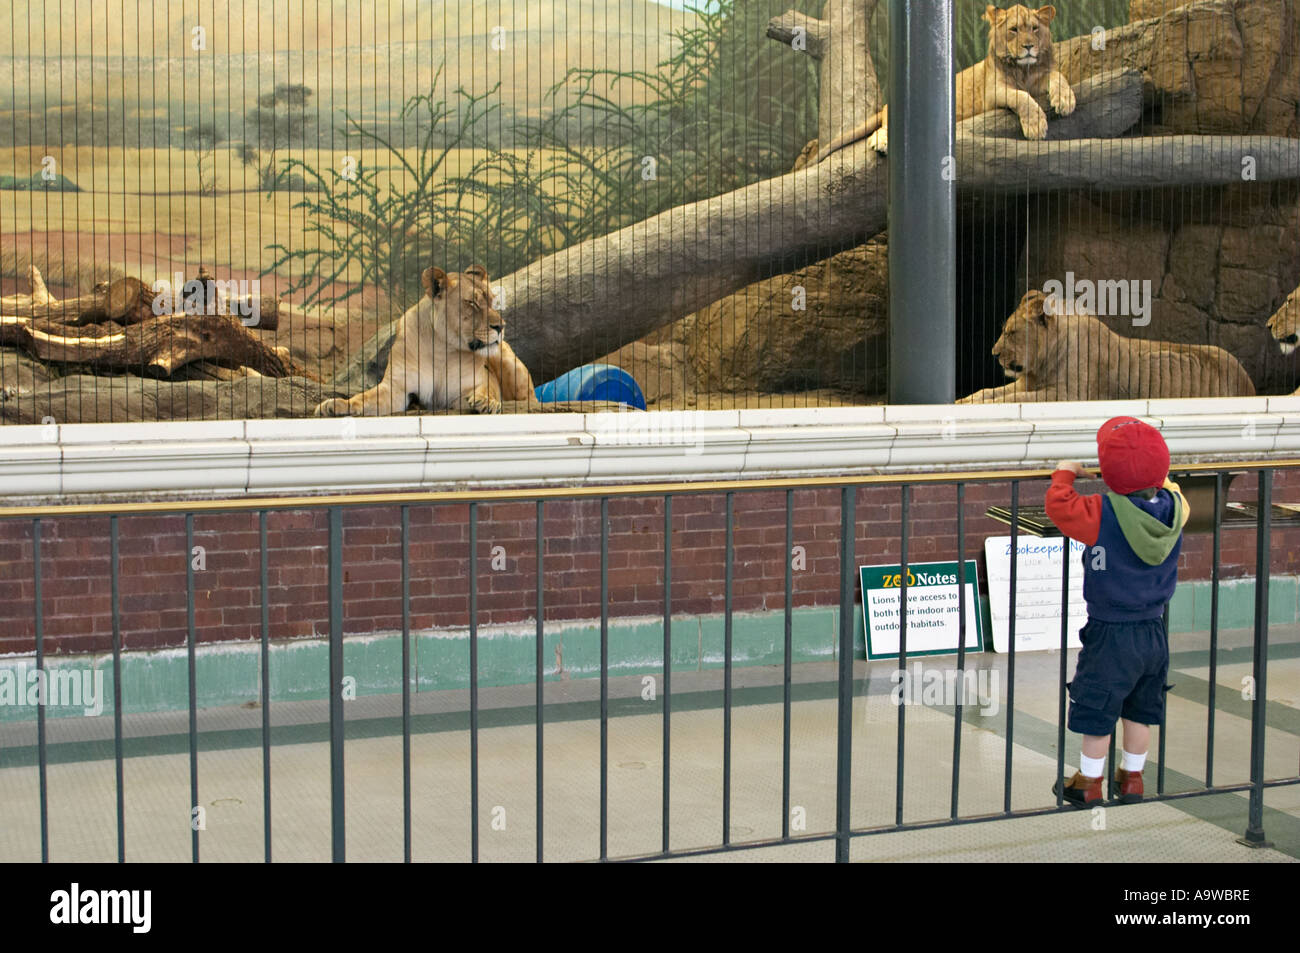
[{"xmin": 1096, "ymin": 416, "xmax": 1169, "ymax": 495}]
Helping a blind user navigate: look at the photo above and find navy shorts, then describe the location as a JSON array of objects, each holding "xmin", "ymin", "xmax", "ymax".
[{"xmin": 1067, "ymin": 617, "xmax": 1171, "ymax": 736}]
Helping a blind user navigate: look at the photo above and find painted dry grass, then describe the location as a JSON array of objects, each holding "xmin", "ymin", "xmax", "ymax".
[{"xmin": 0, "ymin": 145, "xmax": 580, "ymax": 279}]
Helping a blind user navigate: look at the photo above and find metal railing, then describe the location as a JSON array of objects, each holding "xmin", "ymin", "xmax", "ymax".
[{"xmin": 2, "ymin": 461, "xmax": 1298, "ymax": 862}]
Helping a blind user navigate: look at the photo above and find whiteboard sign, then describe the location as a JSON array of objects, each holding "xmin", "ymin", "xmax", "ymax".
[
  {"xmin": 859, "ymin": 560, "xmax": 983, "ymax": 660},
  {"xmin": 983, "ymin": 536, "xmax": 1086, "ymax": 653}
]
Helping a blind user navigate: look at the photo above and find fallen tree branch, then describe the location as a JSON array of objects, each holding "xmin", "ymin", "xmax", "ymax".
[
  {"xmin": 0, "ymin": 273, "xmax": 155, "ymax": 325},
  {"xmin": 765, "ymin": 11, "xmax": 829, "ymax": 58},
  {"xmin": 502, "ymin": 126, "xmax": 1300, "ymax": 377},
  {"xmin": 0, "ymin": 313, "xmax": 304, "ymax": 378}
]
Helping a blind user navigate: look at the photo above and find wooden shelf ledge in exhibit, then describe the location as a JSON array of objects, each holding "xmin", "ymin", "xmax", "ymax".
[{"xmin": 0, "ymin": 397, "xmax": 1298, "ymax": 507}]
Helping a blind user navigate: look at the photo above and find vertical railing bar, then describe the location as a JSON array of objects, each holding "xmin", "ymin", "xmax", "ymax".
[
  {"xmin": 401, "ymin": 505, "xmax": 412, "ymax": 864},
  {"xmin": 1107, "ymin": 735, "xmax": 1117, "ymax": 803},
  {"xmin": 662, "ymin": 493, "xmax": 672, "ymax": 855},
  {"xmin": 950, "ymin": 484, "xmax": 965, "ymax": 820},
  {"xmin": 33, "ymin": 519, "xmax": 49, "ymax": 862},
  {"xmin": 723, "ymin": 491, "xmax": 734, "ymax": 847},
  {"xmin": 1158, "ymin": 602, "xmax": 1169, "ymax": 795},
  {"xmin": 834, "ymin": 486, "xmax": 857, "ymax": 863},
  {"xmin": 599, "ymin": 496, "xmax": 609, "ymax": 862},
  {"xmin": 782, "ymin": 488, "xmax": 793, "ymax": 840},
  {"xmin": 259, "ymin": 510, "xmax": 271, "ymax": 864},
  {"xmin": 186, "ymin": 514, "xmax": 199, "ymax": 863},
  {"xmin": 1003, "ymin": 481, "xmax": 1019, "ymax": 814},
  {"xmin": 896, "ymin": 485, "xmax": 909, "ymax": 827},
  {"xmin": 469, "ymin": 502, "xmax": 480, "ymax": 863},
  {"xmin": 1056, "ymin": 522, "xmax": 1070, "ymax": 809},
  {"xmin": 328, "ymin": 506, "xmax": 346, "ymax": 863},
  {"xmin": 535, "ymin": 500, "xmax": 545, "ymax": 864},
  {"xmin": 111, "ymin": 515, "xmax": 125, "ymax": 863},
  {"xmin": 1205, "ymin": 471, "xmax": 1222, "ymax": 788},
  {"xmin": 1241, "ymin": 469, "xmax": 1272, "ymax": 846}
]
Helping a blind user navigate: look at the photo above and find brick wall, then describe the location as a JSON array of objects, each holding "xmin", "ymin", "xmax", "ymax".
[{"xmin": 1, "ymin": 470, "xmax": 1297, "ymax": 656}]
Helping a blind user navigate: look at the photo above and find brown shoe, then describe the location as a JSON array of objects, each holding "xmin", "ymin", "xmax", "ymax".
[
  {"xmin": 1053, "ymin": 770, "xmax": 1103, "ymax": 809},
  {"xmin": 1114, "ymin": 767, "xmax": 1144, "ymax": 804}
]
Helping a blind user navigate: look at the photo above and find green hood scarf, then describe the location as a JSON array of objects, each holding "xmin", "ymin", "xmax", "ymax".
[{"xmin": 1106, "ymin": 490, "xmax": 1184, "ymax": 567}]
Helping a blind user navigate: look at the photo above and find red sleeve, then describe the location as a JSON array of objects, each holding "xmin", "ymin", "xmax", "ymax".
[{"xmin": 1044, "ymin": 470, "xmax": 1101, "ymax": 546}]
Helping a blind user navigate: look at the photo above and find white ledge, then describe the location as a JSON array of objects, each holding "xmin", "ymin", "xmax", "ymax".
[{"xmin": 0, "ymin": 398, "xmax": 1296, "ymax": 502}]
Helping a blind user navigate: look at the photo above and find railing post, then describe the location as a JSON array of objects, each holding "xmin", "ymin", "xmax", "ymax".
[
  {"xmin": 328, "ymin": 506, "xmax": 346, "ymax": 862},
  {"xmin": 186, "ymin": 513, "xmax": 200, "ymax": 863},
  {"xmin": 835, "ymin": 486, "xmax": 857, "ymax": 862},
  {"xmin": 1238, "ymin": 470, "xmax": 1273, "ymax": 848},
  {"xmin": 33, "ymin": 519, "xmax": 49, "ymax": 863},
  {"xmin": 111, "ymin": 516, "xmax": 125, "ymax": 863},
  {"xmin": 1055, "ymin": 528, "xmax": 1069, "ymax": 808}
]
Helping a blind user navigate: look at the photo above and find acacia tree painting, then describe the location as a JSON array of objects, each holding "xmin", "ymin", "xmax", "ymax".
[
  {"xmin": 238, "ymin": 84, "xmax": 316, "ymax": 191},
  {"xmin": 185, "ymin": 122, "xmax": 225, "ymax": 195}
]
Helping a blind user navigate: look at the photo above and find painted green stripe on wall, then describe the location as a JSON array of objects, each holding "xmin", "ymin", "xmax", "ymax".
[{"xmin": 0, "ymin": 576, "xmax": 1292, "ymax": 722}]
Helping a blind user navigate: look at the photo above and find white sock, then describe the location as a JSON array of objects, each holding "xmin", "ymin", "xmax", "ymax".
[
  {"xmin": 1079, "ymin": 753, "xmax": 1105, "ymax": 779},
  {"xmin": 1122, "ymin": 749, "xmax": 1147, "ymax": 773}
]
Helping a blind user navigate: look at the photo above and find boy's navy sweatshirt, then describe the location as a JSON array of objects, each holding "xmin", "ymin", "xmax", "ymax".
[{"xmin": 1044, "ymin": 470, "xmax": 1191, "ymax": 623}]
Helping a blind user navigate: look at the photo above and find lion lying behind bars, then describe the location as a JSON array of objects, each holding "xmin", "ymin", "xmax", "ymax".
[
  {"xmin": 1267, "ymin": 285, "xmax": 1300, "ymax": 394},
  {"xmin": 315, "ymin": 265, "xmax": 535, "ymax": 416},
  {"xmin": 957, "ymin": 290, "xmax": 1256, "ymax": 403}
]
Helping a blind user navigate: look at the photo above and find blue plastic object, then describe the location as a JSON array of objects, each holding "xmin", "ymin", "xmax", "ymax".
[{"xmin": 534, "ymin": 363, "xmax": 647, "ymax": 410}]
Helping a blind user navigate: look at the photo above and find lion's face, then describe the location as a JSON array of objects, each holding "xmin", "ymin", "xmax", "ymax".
[
  {"xmin": 422, "ymin": 264, "xmax": 503, "ymax": 354},
  {"xmin": 986, "ymin": 4, "xmax": 1055, "ymax": 68},
  {"xmin": 992, "ymin": 290, "xmax": 1054, "ymax": 379},
  {"xmin": 1268, "ymin": 305, "xmax": 1298, "ymax": 356}
]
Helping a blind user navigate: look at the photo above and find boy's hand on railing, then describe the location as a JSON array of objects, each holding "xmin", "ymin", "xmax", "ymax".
[{"xmin": 1055, "ymin": 460, "xmax": 1093, "ymax": 477}]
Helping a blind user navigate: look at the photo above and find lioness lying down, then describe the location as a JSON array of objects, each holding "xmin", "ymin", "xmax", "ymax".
[
  {"xmin": 817, "ymin": 4, "xmax": 1075, "ymax": 161},
  {"xmin": 957, "ymin": 290, "xmax": 1256, "ymax": 403},
  {"xmin": 315, "ymin": 265, "xmax": 535, "ymax": 416},
  {"xmin": 1267, "ymin": 286, "xmax": 1300, "ymax": 394},
  {"xmin": 1267, "ymin": 286, "xmax": 1300, "ymax": 357}
]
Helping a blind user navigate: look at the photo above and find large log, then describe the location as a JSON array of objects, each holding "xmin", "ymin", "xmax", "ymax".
[
  {"xmin": 0, "ymin": 313, "xmax": 305, "ymax": 378},
  {"xmin": 953, "ymin": 134, "xmax": 1300, "ymax": 194},
  {"xmin": 18, "ymin": 276, "xmax": 156, "ymax": 325},
  {"xmin": 500, "ymin": 110, "xmax": 1300, "ymax": 377},
  {"xmin": 767, "ymin": 2, "xmax": 881, "ymax": 158},
  {"xmin": 819, "ymin": 1, "xmax": 880, "ymax": 149}
]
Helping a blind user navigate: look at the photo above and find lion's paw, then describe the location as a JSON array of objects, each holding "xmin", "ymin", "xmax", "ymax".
[
  {"xmin": 463, "ymin": 393, "xmax": 502, "ymax": 415},
  {"xmin": 315, "ymin": 398, "xmax": 354, "ymax": 417},
  {"xmin": 866, "ymin": 126, "xmax": 888, "ymax": 155},
  {"xmin": 1051, "ymin": 82, "xmax": 1076, "ymax": 117},
  {"xmin": 1020, "ymin": 104, "xmax": 1049, "ymax": 140}
]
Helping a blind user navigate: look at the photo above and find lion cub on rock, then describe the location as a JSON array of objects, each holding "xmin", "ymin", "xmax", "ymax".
[
  {"xmin": 315, "ymin": 265, "xmax": 536, "ymax": 416},
  {"xmin": 957, "ymin": 290, "xmax": 1256, "ymax": 403},
  {"xmin": 818, "ymin": 4, "xmax": 1075, "ymax": 161}
]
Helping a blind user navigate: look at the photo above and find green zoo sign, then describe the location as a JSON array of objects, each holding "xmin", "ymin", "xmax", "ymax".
[{"xmin": 858, "ymin": 560, "xmax": 984, "ymax": 661}]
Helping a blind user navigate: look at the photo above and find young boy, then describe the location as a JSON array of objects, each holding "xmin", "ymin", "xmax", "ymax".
[{"xmin": 1044, "ymin": 416, "xmax": 1190, "ymax": 808}]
